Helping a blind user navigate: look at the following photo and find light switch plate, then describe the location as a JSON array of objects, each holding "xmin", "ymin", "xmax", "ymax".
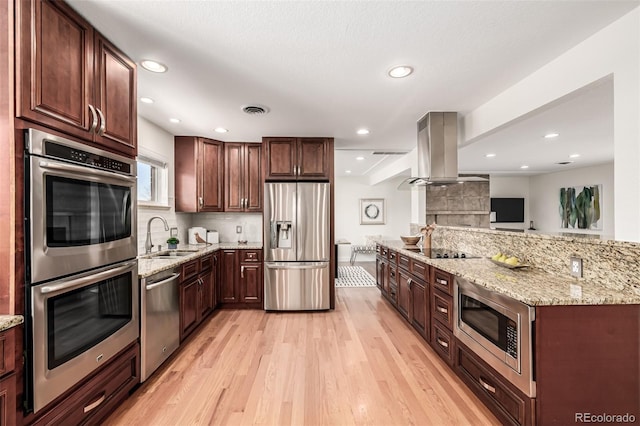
[
  {"xmin": 570, "ymin": 256, "xmax": 583, "ymax": 278},
  {"xmin": 236, "ymin": 225, "xmax": 242, "ymax": 234}
]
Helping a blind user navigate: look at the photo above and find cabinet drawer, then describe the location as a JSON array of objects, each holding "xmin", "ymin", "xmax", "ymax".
[
  {"xmin": 200, "ymin": 254, "xmax": 214, "ymax": 272},
  {"xmin": 380, "ymin": 247, "xmax": 388, "ymax": 257},
  {"xmin": 388, "ymin": 284, "xmax": 398, "ymax": 306},
  {"xmin": 388, "ymin": 265, "xmax": 397, "ymax": 284},
  {"xmin": 376, "ymin": 245, "xmax": 381, "ymax": 255},
  {"xmin": 431, "ymin": 321, "xmax": 454, "ymax": 366},
  {"xmin": 410, "ymin": 259, "xmax": 429, "ymax": 281},
  {"xmin": 398, "ymin": 254, "xmax": 410, "ymax": 271},
  {"xmin": 240, "ymin": 250, "xmax": 262, "ymax": 262},
  {"xmin": 181, "ymin": 259, "xmax": 200, "ymax": 281},
  {"xmin": 388, "ymin": 250, "xmax": 397, "ymax": 264},
  {"xmin": 432, "ymin": 268, "xmax": 453, "ymax": 296},
  {"xmin": 0, "ymin": 328, "xmax": 15, "ymax": 377},
  {"xmin": 432, "ymin": 290, "xmax": 453, "ymax": 330},
  {"xmin": 456, "ymin": 343, "xmax": 527, "ymax": 426},
  {"xmin": 34, "ymin": 343, "xmax": 139, "ymax": 426}
]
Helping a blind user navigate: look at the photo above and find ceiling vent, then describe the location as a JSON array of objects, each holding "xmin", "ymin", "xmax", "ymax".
[
  {"xmin": 242, "ymin": 104, "xmax": 270, "ymax": 115},
  {"xmin": 372, "ymin": 151, "xmax": 408, "ymax": 155},
  {"xmin": 556, "ymin": 161, "xmax": 573, "ymax": 165}
]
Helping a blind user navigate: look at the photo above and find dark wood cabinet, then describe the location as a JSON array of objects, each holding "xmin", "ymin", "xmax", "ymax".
[
  {"xmin": 456, "ymin": 341, "xmax": 534, "ymax": 426},
  {"xmin": 16, "ymin": 0, "xmax": 136, "ymax": 157},
  {"xmin": 224, "ymin": 143, "xmax": 262, "ymax": 212},
  {"xmin": 179, "ymin": 254, "xmax": 217, "ymax": 341},
  {"xmin": 263, "ymin": 137, "xmax": 332, "ymax": 181},
  {"xmin": 429, "ymin": 267, "xmax": 454, "ymax": 364},
  {"xmin": 409, "ymin": 278, "xmax": 428, "ymax": 339},
  {"xmin": 219, "ymin": 249, "xmax": 263, "ymax": 308},
  {"xmin": 175, "ymin": 137, "xmax": 224, "ymax": 213},
  {"xmin": 0, "ymin": 327, "xmax": 15, "ymax": 426},
  {"xmin": 396, "ymin": 269, "xmax": 411, "ymax": 320}
]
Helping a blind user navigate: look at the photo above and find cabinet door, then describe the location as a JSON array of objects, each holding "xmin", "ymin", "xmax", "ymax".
[
  {"xmin": 94, "ymin": 34, "xmax": 137, "ymax": 156},
  {"xmin": 224, "ymin": 143, "xmax": 244, "ymax": 212},
  {"xmin": 264, "ymin": 138, "xmax": 297, "ymax": 180},
  {"xmin": 199, "ymin": 272, "xmax": 213, "ymax": 319},
  {"xmin": 297, "ymin": 138, "xmax": 330, "ymax": 180},
  {"xmin": 199, "ymin": 139, "xmax": 224, "ymax": 212},
  {"xmin": 211, "ymin": 252, "xmax": 219, "ymax": 309},
  {"xmin": 0, "ymin": 374, "xmax": 16, "ymax": 426},
  {"xmin": 244, "ymin": 143, "xmax": 263, "ymax": 211},
  {"xmin": 375, "ymin": 257, "xmax": 384, "ymax": 290},
  {"xmin": 410, "ymin": 279, "xmax": 428, "ymax": 340},
  {"xmin": 220, "ymin": 250, "xmax": 238, "ymax": 303},
  {"xmin": 240, "ymin": 262, "xmax": 263, "ymax": 304},
  {"xmin": 396, "ymin": 269, "xmax": 411, "ymax": 320},
  {"xmin": 180, "ymin": 278, "xmax": 199, "ymax": 340},
  {"xmin": 17, "ymin": 0, "xmax": 94, "ymax": 140}
]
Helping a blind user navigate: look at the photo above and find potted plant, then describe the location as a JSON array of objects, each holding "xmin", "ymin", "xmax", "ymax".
[{"xmin": 166, "ymin": 237, "xmax": 179, "ymax": 249}]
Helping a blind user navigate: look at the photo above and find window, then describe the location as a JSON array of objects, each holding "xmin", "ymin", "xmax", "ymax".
[{"xmin": 137, "ymin": 154, "xmax": 169, "ymax": 208}]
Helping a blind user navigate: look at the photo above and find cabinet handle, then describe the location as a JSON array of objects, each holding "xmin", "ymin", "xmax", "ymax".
[
  {"xmin": 436, "ymin": 278, "xmax": 448, "ymax": 286},
  {"xmin": 83, "ymin": 392, "xmax": 106, "ymax": 413},
  {"xmin": 199, "ymin": 197, "xmax": 204, "ymax": 207},
  {"xmin": 479, "ymin": 377, "xmax": 496, "ymax": 394},
  {"xmin": 436, "ymin": 337, "xmax": 449, "ymax": 348},
  {"xmin": 96, "ymin": 107, "xmax": 106, "ymax": 136},
  {"xmin": 407, "ymin": 278, "xmax": 412, "ymax": 289},
  {"xmin": 88, "ymin": 105, "xmax": 98, "ymax": 133},
  {"xmin": 437, "ymin": 306, "xmax": 448, "ymax": 314},
  {"xmin": 241, "ymin": 265, "xmax": 245, "ymax": 278}
]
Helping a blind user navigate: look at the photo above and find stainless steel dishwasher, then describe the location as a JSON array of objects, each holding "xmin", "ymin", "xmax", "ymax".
[{"xmin": 140, "ymin": 267, "xmax": 181, "ymax": 382}]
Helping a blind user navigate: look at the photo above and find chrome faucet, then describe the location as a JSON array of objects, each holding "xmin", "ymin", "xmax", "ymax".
[{"xmin": 145, "ymin": 216, "xmax": 169, "ymax": 254}]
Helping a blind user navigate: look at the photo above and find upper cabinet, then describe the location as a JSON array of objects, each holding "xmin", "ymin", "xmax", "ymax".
[
  {"xmin": 16, "ymin": 0, "xmax": 137, "ymax": 157},
  {"xmin": 263, "ymin": 137, "xmax": 333, "ymax": 181},
  {"xmin": 175, "ymin": 137, "xmax": 224, "ymax": 213},
  {"xmin": 224, "ymin": 143, "xmax": 262, "ymax": 212}
]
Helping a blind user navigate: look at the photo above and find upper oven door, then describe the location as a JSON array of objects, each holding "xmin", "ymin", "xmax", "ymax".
[{"xmin": 27, "ymin": 135, "xmax": 137, "ymax": 284}]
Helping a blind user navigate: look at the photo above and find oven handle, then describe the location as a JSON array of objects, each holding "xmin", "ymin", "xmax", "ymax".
[
  {"xmin": 146, "ymin": 273, "xmax": 181, "ymax": 291},
  {"xmin": 40, "ymin": 261, "xmax": 137, "ymax": 295},
  {"xmin": 38, "ymin": 160, "xmax": 136, "ymax": 183}
]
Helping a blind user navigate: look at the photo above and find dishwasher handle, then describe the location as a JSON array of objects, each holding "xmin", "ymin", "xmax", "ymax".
[{"xmin": 146, "ymin": 273, "xmax": 181, "ymax": 291}]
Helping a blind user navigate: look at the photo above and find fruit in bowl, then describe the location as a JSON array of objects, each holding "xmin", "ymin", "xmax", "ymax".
[
  {"xmin": 400, "ymin": 236, "xmax": 421, "ymax": 245},
  {"xmin": 490, "ymin": 252, "xmax": 525, "ymax": 268}
]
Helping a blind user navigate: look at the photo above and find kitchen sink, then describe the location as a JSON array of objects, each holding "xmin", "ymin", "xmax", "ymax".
[{"xmin": 148, "ymin": 250, "xmax": 198, "ymax": 259}]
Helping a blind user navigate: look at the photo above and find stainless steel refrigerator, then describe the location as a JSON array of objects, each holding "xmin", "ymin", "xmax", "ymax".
[{"xmin": 264, "ymin": 182, "xmax": 330, "ymax": 310}]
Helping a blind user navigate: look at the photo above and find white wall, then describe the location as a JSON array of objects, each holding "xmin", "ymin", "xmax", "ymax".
[
  {"xmin": 529, "ymin": 163, "xmax": 614, "ymax": 239},
  {"xmin": 335, "ymin": 175, "xmax": 411, "ymax": 262},
  {"xmin": 489, "ymin": 176, "xmax": 531, "ymax": 230},
  {"xmin": 136, "ymin": 117, "xmax": 191, "ymax": 254},
  {"xmin": 462, "ymin": 9, "xmax": 639, "ymax": 242}
]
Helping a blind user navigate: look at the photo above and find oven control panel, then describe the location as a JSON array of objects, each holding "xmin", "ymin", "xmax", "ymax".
[{"xmin": 46, "ymin": 141, "xmax": 132, "ymax": 175}]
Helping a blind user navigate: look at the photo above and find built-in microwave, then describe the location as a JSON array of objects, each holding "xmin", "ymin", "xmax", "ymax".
[{"xmin": 454, "ymin": 276, "xmax": 536, "ymax": 397}]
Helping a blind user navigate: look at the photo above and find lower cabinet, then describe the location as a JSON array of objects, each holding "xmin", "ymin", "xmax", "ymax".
[
  {"xmin": 220, "ymin": 249, "xmax": 263, "ymax": 308},
  {"xmin": 179, "ymin": 254, "xmax": 217, "ymax": 342},
  {"xmin": 455, "ymin": 341, "xmax": 535, "ymax": 426},
  {"xmin": 409, "ymin": 278, "xmax": 428, "ymax": 340},
  {"xmin": 31, "ymin": 342, "xmax": 139, "ymax": 426},
  {"xmin": 396, "ymin": 269, "xmax": 411, "ymax": 320},
  {"xmin": 0, "ymin": 327, "xmax": 16, "ymax": 426}
]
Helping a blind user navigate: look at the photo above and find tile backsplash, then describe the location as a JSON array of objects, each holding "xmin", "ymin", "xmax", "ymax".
[{"xmin": 189, "ymin": 213, "xmax": 262, "ymax": 243}]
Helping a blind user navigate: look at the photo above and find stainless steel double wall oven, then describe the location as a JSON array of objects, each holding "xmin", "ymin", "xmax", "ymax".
[{"xmin": 24, "ymin": 129, "xmax": 139, "ymax": 414}]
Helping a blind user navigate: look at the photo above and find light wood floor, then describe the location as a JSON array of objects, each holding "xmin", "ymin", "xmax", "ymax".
[{"xmin": 105, "ymin": 263, "xmax": 498, "ymax": 425}]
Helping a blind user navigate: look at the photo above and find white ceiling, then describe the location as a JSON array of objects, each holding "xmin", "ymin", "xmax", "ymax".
[{"xmin": 68, "ymin": 0, "xmax": 638, "ymax": 177}]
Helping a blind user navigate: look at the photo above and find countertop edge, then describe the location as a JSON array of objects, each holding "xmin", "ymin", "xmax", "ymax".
[{"xmin": 0, "ymin": 315, "xmax": 24, "ymax": 332}]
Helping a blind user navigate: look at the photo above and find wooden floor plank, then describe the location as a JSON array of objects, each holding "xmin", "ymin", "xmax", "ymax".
[{"xmin": 105, "ymin": 279, "xmax": 498, "ymax": 426}]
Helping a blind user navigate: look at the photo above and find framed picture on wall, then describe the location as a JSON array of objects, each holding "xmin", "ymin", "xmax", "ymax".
[{"xmin": 360, "ymin": 198, "xmax": 385, "ymax": 225}]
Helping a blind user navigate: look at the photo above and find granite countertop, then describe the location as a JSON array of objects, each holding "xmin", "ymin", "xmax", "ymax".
[
  {"xmin": 377, "ymin": 240, "xmax": 640, "ymax": 306},
  {"xmin": 0, "ymin": 315, "xmax": 24, "ymax": 332},
  {"xmin": 138, "ymin": 242, "xmax": 263, "ymax": 278}
]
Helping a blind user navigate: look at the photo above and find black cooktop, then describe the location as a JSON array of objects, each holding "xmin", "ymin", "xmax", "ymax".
[{"xmin": 403, "ymin": 247, "xmax": 478, "ymax": 259}]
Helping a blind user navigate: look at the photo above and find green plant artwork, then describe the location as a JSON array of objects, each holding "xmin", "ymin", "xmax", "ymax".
[{"xmin": 559, "ymin": 185, "xmax": 602, "ymax": 230}]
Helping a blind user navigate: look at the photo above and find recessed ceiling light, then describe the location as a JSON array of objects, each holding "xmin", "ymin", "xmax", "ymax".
[
  {"xmin": 214, "ymin": 127, "xmax": 228, "ymax": 133},
  {"xmin": 356, "ymin": 156, "xmax": 365, "ymax": 161},
  {"xmin": 345, "ymin": 170, "xmax": 352, "ymax": 174},
  {"xmin": 544, "ymin": 132, "xmax": 559, "ymax": 139},
  {"xmin": 140, "ymin": 59, "xmax": 168, "ymax": 73},
  {"xmin": 357, "ymin": 129, "xmax": 370, "ymax": 135},
  {"xmin": 388, "ymin": 65, "xmax": 413, "ymax": 78},
  {"xmin": 169, "ymin": 118, "xmax": 181, "ymax": 123},
  {"xmin": 569, "ymin": 153, "xmax": 580, "ymax": 158},
  {"xmin": 140, "ymin": 97, "xmax": 154, "ymax": 104},
  {"xmin": 485, "ymin": 153, "xmax": 496, "ymax": 158},
  {"xmin": 520, "ymin": 165, "xmax": 529, "ymax": 169}
]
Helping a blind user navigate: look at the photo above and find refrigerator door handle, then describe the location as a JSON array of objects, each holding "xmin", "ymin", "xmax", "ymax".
[{"xmin": 265, "ymin": 262, "xmax": 328, "ymax": 270}]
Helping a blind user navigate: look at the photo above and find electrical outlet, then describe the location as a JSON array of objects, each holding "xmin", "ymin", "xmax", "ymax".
[
  {"xmin": 570, "ymin": 256, "xmax": 583, "ymax": 278},
  {"xmin": 236, "ymin": 225, "xmax": 242, "ymax": 234}
]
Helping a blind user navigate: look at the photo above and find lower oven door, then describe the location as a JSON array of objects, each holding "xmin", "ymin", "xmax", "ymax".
[{"xmin": 28, "ymin": 260, "xmax": 139, "ymax": 413}]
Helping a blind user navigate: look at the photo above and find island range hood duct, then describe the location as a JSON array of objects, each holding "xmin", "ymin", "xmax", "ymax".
[{"xmin": 399, "ymin": 111, "xmax": 487, "ymax": 188}]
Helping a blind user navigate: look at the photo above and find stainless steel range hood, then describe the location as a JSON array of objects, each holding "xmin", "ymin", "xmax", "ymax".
[{"xmin": 399, "ymin": 111, "xmax": 487, "ymax": 188}]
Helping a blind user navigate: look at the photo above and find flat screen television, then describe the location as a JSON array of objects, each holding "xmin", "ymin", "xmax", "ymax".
[{"xmin": 490, "ymin": 198, "xmax": 524, "ymax": 223}]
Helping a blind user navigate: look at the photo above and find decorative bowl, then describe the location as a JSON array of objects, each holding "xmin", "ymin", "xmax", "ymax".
[{"xmin": 400, "ymin": 236, "xmax": 421, "ymax": 245}]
